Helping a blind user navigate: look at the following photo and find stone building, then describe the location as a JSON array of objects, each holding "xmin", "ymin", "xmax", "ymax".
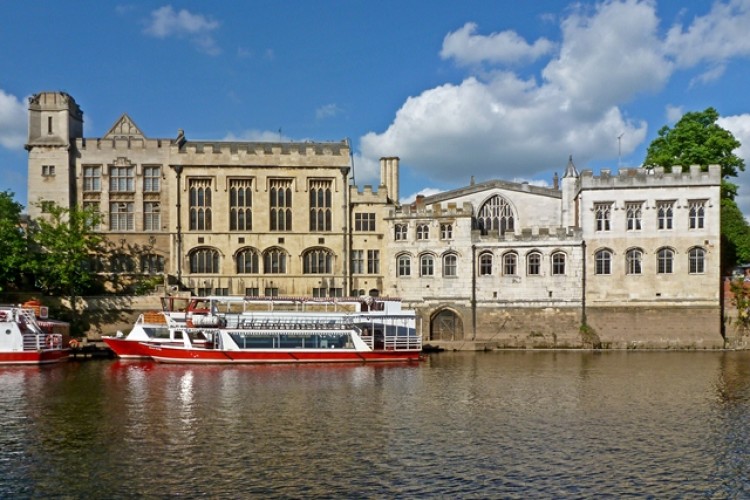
[
  {"xmin": 385, "ymin": 157, "xmax": 722, "ymax": 348},
  {"xmin": 27, "ymin": 92, "xmax": 723, "ymax": 348},
  {"xmin": 26, "ymin": 91, "xmax": 394, "ymax": 298}
]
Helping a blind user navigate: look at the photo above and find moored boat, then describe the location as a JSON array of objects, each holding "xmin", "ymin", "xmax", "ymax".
[
  {"xmin": 102, "ymin": 309, "xmax": 211, "ymax": 359},
  {"xmin": 0, "ymin": 305, "xmax": 69, "ymax": 365},
  {"xmin": 137, "ymin": 296, "xmax": 423, "ymax": 364}
]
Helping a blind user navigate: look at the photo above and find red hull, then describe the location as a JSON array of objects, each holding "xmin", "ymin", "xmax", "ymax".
[
  {"xmin": 102, "ymin": 337, "xmax": 152, "ymax": 359},
  {"xmin": 141, "ymin": 343, "xmax": 422, "ymax": 364},
  {"xmin": 0, "ymin": 349, "xmax": 69, "ymax": 365}
]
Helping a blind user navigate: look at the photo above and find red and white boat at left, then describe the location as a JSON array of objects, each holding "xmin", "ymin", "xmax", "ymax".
[{"xmin": 0, "ymin": 305, "xmax": 69, "ymax": 365}]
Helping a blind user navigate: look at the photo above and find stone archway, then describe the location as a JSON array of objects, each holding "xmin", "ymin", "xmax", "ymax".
[{"xmin": 430, "ymin": 308, "xmax": 464, "ymax": 341}]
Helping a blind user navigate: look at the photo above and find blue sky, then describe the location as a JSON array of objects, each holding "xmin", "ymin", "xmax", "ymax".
[{"xmin": 3, "ymin": 1, "xmax": 750, "ymax": 214}]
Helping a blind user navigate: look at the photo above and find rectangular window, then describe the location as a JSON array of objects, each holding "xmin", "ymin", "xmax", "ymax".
[
  {"xmin": 527, "ymin": 253, "xmax": 541, "ymax": 275},
  {"xmin": 110, "ymin": 166, "xmax": 135, "ymax": 192},
  {"xmin": 416, "ymin": 224, "xmax": 429, "ymax": 240},
  {"xmin": 229, "ymin": 179, "xmax": 253, "ymax": 231},
  {"xmin": 189, "ymin": 178, "xmax": 212, "ymax": 231},
  {"xmin": 109, "ymin": 202, "xmax": 134, "ymax": 231},
  {"xmin": 144, "ymin": 202, "xmax": 161, "ymax": 231},
  {"xmin": 83, "ymin": 201, "xmax": 100, "ymax": 231},
  {"xmin": 42, "ymin": 165, "xmax": 55, "ymax": 177},
  {"xmin": 143, "ymin": 166, "xmax": 161, "ymax": 192},
  {"xmin": 354, "ymin": 213, "xmax": 376, "ymax": 231},
  {"xmin": 395, "ymin": 224, "xmax": 407, "ymax": 241},
  {"xmin": 351, "ymin": 250, "xmax": 364, "ymax": 274},
  {"xmin": 657, "ymin": 201, "xmax": 674, "ymax": 230},
  {"xmin": 245, "ymin": 288, "xmax": 260, "ymax": 297},
  {"xmin": 440, "ymin": 223, "xmax": 453, "ymax": 240},
  {"xmin": 626, "ymin": 202, "xmax": 642, "ymax": 231},
  {"xmin": 270, "ymin": 179, "xmax": 292, "ymax": 231},
  {"xmin": 264, "ymin": 287, "xmax": 279, "ymax": 297},
  {"xmin": 595, "ymin": 203, "xmax": 612, "ymax": 231},
  {"xmin": 83, "ymin": 166, "xmax": 101, "ymax": 192},
  {"xmin": 689, "ymin": 200, "xmax": 706, "ymax": 229},
  {"xmin": 309, "ymin": 179, "xmax": 332, "ymax": 232},
  {"xmin": 367, "ymin": 250, "xmax": 380, "ymax": 274}
]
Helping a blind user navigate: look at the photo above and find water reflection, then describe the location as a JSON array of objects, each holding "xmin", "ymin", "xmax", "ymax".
[{"xmin": 1, "ymin": 353, "xmax": 749, "ymax": 497}]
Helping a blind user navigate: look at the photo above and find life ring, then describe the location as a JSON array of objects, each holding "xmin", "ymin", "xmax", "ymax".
[
  {"xmin": 69, "ymin": 339, "xmax": 79, "ymax": 349},
  {"xmin": 45, "ymin": 335, "xmax": 55, "ymax": 349}
]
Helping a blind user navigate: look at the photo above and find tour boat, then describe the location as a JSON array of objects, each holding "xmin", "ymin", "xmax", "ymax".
[
  {"xmin": 0, "ymin": 305, "xmax": 69, "ymax": 365},
  {"xmin": 102, "ymin": 308, "xmax": 212, "ymax": 359},
  {"xmin": 134, "ymin": 296, "xmax": 423, "ymax": 364}
]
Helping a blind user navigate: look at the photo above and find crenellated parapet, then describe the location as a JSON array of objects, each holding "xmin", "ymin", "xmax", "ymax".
[
  {"xmin": 580, "ymin": 165, "xmax": 721, "ymax": 189},
  {"xmin": 350, "ymin": 184, "xmax": 390, "ymax": 204},
  {"xmin": 388, "ymin": 201, "xmax": 473, "ymax": 219},
  {"xmin": 472, "ymin": 226, "xmax": 582, "ymax": 243}
]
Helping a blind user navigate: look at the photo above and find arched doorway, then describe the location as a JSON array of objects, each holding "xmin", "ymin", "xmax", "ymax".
[{"xmin": 430, "ymin": 309, "xmax": 464, "ymax": 341}]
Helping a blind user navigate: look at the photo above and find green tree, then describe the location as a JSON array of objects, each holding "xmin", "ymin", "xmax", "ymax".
[
  {"xmin": 29, "ymin": 203, "xmax": 104, "ymax": 330},
  {"xmin": 0, "ymin": 190, "xmax": 29, "ymax": 292},
  {"xmin": 721, "ymin": 198, "xmax": 750, "ymax": 270},
  {"xmin": 643, "ymin": 107, "xmax": 745, "ymax": 200}
]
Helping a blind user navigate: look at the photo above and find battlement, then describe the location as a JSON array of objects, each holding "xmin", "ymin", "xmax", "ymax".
[
  {"xmin": 580, "ymin": 165, "xmax": 721, "ymax": 189},
  {"xmin": 77, "ymin": 137, "xmax": 169, "ymax": 151},
  {"xmin": 389, "ymin": 201, "xmax": 473, "ymax": 218},
  {"xmin": 178, "ymin": 141, "xmax": 349, "ymax": 157},
  {"xmin": 350, "ymin": 184, "xmax": 389, "ymax": 203},
  {"xmin": 473, "ymin": 226, "xmax": 582, "ymax": 243}
]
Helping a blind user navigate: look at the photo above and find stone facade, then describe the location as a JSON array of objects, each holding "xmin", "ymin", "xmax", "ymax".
[{"xmin": 27, "ymin": 92, "xmax": 724, "ymax": 347}]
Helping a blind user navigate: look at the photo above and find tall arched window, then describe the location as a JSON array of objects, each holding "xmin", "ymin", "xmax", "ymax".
[
  {"xmin": 551, "ymin": 252, "xmax": 566, "ymax": 275},
  {"xmin": 527, "ymin": 252, "xmax": 541, "ymax": 275},
  {"xmin": 595, "ymin": 249, "xmax": 612, "ymax": 275},
  {"xmin": 503, "ymin": 252, "xmax": 518, "ymax": 276},
  {"xmin": 269, "ymin": 179, "xmax": 292, "ymax": 231},
  {"xmin": 189, "ymin": 179, "xmax": 212, "ymax": 231},
  {"xmin": 229, "ymin": 179, "xmax": 252, "ymax": 231},
  {"xmin": 477, "ymin": 195, "xmax": 514, "ymax": 235},
  {"xmin": 689, "ymin": 247, "xmax": 706, "ymax": 274},
  {"xmin": 309, "ymin": 180, "xmax": 332, "ymax": 231},
  {"xmin": 303, "ymin": 248, "xmax": 333, "ymax": 274},
  {"xmin": 420, "ymin": 254, "xmax": 434, "ymax": 276},
  {"xmin": 263, "ymin": 247, "xmax": 287, "ymax": 274},
  {"xmin": 189, "ymin": 248, "xmax": 220, "ymax": 273},
  {"xmin": 397, "ymin": 254, "xmax": 411, "ymax": 277},
  {"xmin": 657, "ymin": 247, "xmax": 674, "ymax": 274},
  {"xmin": 626, "ymin": 248, "xmax": 643, "ymax": 275},
  {"xmin": 236, "ymin": 248, "xmax": 260, "ymax": 274},
  {"xmin": 479, "ymin": 253, "xmax": 493, "ymax": 276},
  {"xmin": 443, "ymin": 253, "xmax": 458, "ymax": 277}
]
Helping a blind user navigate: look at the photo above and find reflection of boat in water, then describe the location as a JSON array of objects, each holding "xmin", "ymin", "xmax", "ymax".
[
  {"xmin": 130, "ymin": 296, "xmax": 422, "ymax": 364},
  {"xmin": 0, "ymin": 304, "xmax": 69, "ymax": 365}
]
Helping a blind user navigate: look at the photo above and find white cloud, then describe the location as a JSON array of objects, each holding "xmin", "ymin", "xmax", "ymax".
[
  {"xmin": 717, "ymin": 113, "xmax": 750, "ymax": 216},
  {"xmin": 665, "ymin": 0, "xmax": 750, "ymax": 68},
  {"xmin": 359, "ymin": 0, "xmax": 750, "ymax": 190},
  {"xmin": 665, "ymin": 105, "xmax": 684, "ymax": 124},
  {"xmin": 144, "ymin": 6, "xmax": 220, "ymax": 55},
  {"xmin": 223, "ymin": 129, "xmax": 291, "ymax": 142},
  {"xmin": 316, "ymin": 104, "xmax": 342, "ymax": 120},
  {"xmin": 400, "ymin": 188, "xmax": 444, "ymax": 205},
  {"xmin": 0, "ymin": 90, "xmax": 26, "ymax": 150},
  {"xmin": 440, "ymin": 22, "xmax": 554, "ymax": 65}
]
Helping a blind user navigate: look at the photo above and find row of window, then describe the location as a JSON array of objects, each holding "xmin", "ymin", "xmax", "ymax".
[
  {"xmin": 395, "ymin": 251, "xmax": 567, "ymax": 277},
  {"xmin": 395, "ymin": 223, "xmax": 454, "ymax": 241},
  {"xmin": 81, "ymin": 178, "xmax": 376, "ymax": 233},
  {"xmin": 594, "ymin": 200, "xmax": 707, "ymax": 231},
  {"xmin": 594, "ymin": 247, "xmax": 707, "ymax": 275},
  {"xmin": 188, "ymin": 247, "xmax": 382, "ymax": 275}
]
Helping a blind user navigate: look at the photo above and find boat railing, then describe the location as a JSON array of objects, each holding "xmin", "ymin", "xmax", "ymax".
[
  {"xmin": 223, "ymin": 313, "xmax": 356, "ymax": 331},
  {"xmin": 358, "ymin": 332, "xmax": 422, "ymax": 351},
  {"xmin": 22, "ymin": 332, "xmax": 64, "ymax": 351}
]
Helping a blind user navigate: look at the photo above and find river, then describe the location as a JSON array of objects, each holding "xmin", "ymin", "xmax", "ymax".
[{"xmin": 1, "ymin": 351, "xmax": 749, "ymax": 498}]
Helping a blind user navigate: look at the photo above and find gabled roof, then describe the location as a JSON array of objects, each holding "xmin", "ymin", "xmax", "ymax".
[
  {"xmin": 103, "ymin": 114, "xmax": 145, "ymax": 139},
  {"xmin": 420, "ymin": 178, "xmax": 561, "ymax": 206}
]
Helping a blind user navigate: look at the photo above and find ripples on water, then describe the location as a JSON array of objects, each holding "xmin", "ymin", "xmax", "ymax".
[{"xmin": 1, "ymin": 351, "xmax": 750, "ymax": 498}]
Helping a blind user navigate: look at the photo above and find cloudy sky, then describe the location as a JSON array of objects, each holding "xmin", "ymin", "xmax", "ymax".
[{"xmin": 2, "ymin": 1, "xmax": 750, "ymax": 213}]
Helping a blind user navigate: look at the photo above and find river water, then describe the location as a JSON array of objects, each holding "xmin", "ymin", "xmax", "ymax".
[{"xmin": 1, "ymin": 351, "xmax": 749, "ymax": 498}]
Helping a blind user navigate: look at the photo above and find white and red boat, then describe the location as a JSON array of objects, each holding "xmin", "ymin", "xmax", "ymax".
[
  {"xmin": 102, "ymin": 306, "xmax": 213, "ymax": 359},
  {"xmin": 134, "ymin": 296, "xmax": 422, "ymax": 364},
  {"xmin": 0, "ymin": 305, "xmax": 69, "ymax": 365}
]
